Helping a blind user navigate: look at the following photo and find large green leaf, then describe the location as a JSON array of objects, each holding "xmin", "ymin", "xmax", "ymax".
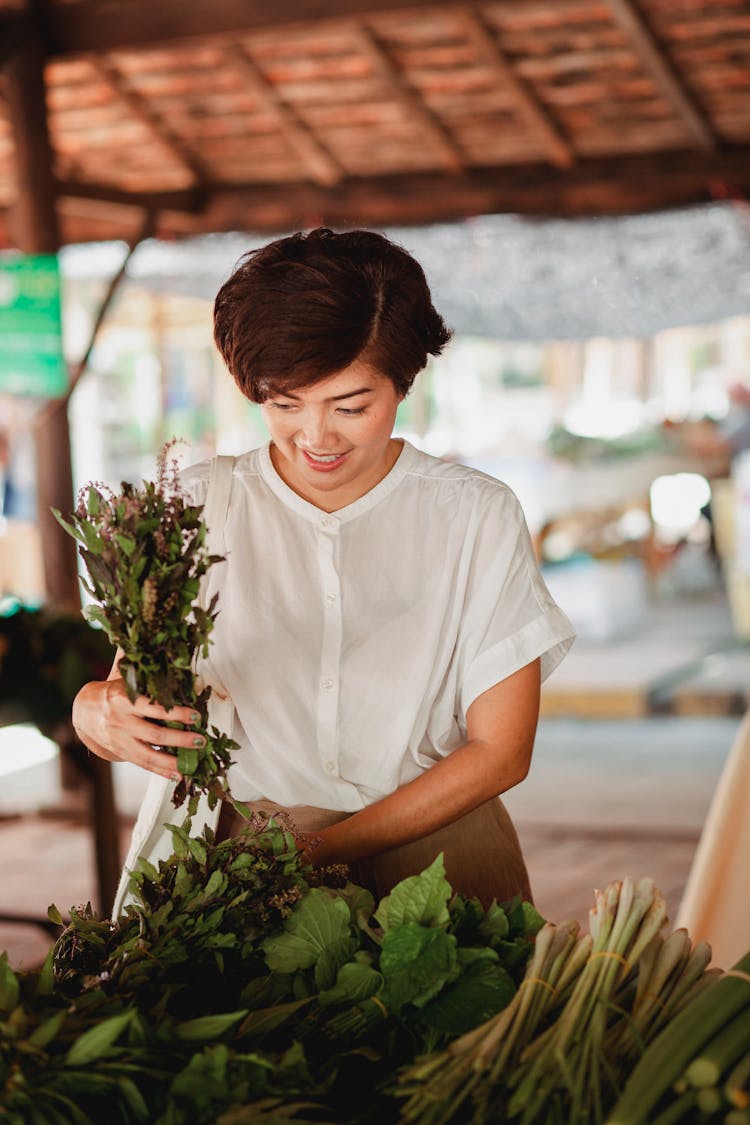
[
  {"xmin": 416, "ymin": 958, "xmax": 516, "ymax": 1034},
  {"xmin": 318, "ymin": 961, "xmax": 384, "ymax": 1008},
  {"xmin": 335, "ymin": 882, "xmax": 375, "ymax": 926},
  {"xmin": 374, "ymin": 854, "xmax": 451, "ymax": 932},
  {"xmin": 379, "ymin": 923, "xmax": 457, "ymax": 1012},
  {"xmin": 263, "ymin": 890, "xmax": 353, "ymax": 973}
]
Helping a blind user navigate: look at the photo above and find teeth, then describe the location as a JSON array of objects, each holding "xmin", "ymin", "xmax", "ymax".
[{"xmin": 307, "ymin": 452, "xmax": 343, "ymax": 462}]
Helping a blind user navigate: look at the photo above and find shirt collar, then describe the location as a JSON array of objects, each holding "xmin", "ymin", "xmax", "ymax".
[{"xmin": 258, "ymin": 439, "xmax": 418, "ymax": 524}]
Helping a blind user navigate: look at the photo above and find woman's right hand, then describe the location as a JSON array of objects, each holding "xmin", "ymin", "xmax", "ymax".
[{"xmin": 72, "ymin": 676, "xmax": 205, "ymax": 781}]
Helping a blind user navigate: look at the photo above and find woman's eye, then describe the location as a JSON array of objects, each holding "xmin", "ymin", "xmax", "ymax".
[
  {"xmin": 337, "ymin": 407, "xmax": 367, "ymax": 416},
  {"xmin": 269, "ymin": 402, "xmax": 295, "ymax": 411}
]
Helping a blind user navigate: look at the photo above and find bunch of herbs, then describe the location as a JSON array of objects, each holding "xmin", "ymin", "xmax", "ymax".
[{"xmin": 53, "ymin": 444, "xmax": 236, "ymax": 811}]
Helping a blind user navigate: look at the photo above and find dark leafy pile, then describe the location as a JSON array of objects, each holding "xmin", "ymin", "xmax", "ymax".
[
  {"xmin": 0, "ymin": 603, "xmax": 114, "ymax": 737},
  {"xmin": 53, "ymin": 446, "xmax": 236, "ymax": 810},
  {"xmin": 0, "ymin": 817, "xmax": 544, "ymax": 1125}
]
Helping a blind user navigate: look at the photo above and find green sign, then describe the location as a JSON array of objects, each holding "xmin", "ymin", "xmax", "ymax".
[{"xmin": 0, "ymin": 253, "xmax": 68, "ymax": 397}]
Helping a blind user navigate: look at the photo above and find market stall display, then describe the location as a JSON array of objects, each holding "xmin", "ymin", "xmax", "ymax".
[
  {"xmin": 2, "ymin": 457, "xmax": 745, "ymax": 1124},
  {"xmin": 1, "ymin": 828, "xmax": 748, "ymax": 1124}
]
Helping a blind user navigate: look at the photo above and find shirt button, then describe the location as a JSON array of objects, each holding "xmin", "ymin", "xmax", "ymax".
[
  {"xmin": 320, "ymin": 516, "xmax": 336, "ymax": 530},
  {"xmin": 325, "ymin": 594, "xmax": 337, "ymax": 606},
  {"xmin": 321, "ymin": 677, "xmax": 334, "ymax": 690},
  {"xmin": 324, "ymin": 760, "xmax": 336, "ymax": 774}
]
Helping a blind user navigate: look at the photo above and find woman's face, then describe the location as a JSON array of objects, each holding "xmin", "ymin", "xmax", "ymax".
[{"xmin": 261, "ymin": 360, "xmax": 404, "ymax": 511}]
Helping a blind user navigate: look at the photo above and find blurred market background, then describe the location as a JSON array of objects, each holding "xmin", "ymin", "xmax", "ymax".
[{"xmin": 2, "ymin": 0, "xmax": 750, "ymax": 966}]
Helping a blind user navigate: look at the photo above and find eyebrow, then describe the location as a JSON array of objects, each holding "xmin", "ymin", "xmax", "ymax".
[{"xmin": 279, "ymin": 387, "xmax": 375, "ymax": 402}]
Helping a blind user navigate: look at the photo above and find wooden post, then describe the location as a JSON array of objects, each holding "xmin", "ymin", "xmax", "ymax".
[
  {"xmin": 4, "ymin": 11, "xmax": 121, "ymax": 913},
  {"xmin": 4, "ymin": 11, "xmax": 80, "ymax": 610}
]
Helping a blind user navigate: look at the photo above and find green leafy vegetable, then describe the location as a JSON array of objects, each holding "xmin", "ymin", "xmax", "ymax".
[
  {"xmin": 380, "ymin": 924, "xmax": 458, "ymax": 1012},
  {"xmin": 263, "ymin": 889, "xmax": 355, "ymax": 975},
  {"xmin": 374, "ymin": 854, "xmax": 451, "ymax": 932}
]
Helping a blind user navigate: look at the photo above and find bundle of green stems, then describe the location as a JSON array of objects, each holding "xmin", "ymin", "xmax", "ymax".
[
  {"xmin": 607, "ymin": 949, "xmax": 750, "ymax": 1125},
  {"xmin": 397, "ymin": 877, "xmax": 719, "ymax": 1125}
]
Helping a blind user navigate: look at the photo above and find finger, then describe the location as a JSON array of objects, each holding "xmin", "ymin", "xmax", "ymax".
[
  {"xmin": 102, "ymin": 729, "xmax": 182, "ymax": 780},
  {"xmin": 103, "ymin": 679, "xmax": 197, "ymax": 724},
  {"xmin": 135, "ymin": 743, "xmax": 183, "ymax": 781},
  {"xmin": 132, "ymin": 697, "xmax": 202, "ymax": 726},
  {"xmin": 131, "ymin": 716, "xmax": 207, "ymax": 751}
]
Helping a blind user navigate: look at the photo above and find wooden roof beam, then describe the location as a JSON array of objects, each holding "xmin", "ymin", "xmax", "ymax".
[
  {"xmin": 90, "ymin": 59, "xmax": 206, "ymax": 184},
  {"xmin": 32, "ymin": 0, "xmax": 476, "ymax": 59},
  {"xmin": 56, "ymin": 178, "xmax": 205, "ymax": 212},
  {"xmin": 224, "ymin": 43, "xmax": 344, "ymax": 187},
  {"xmin": 604, "ymin": 0, "xmax": 719, "ymax": 151},
  {"xmin": 50, "ymin": 147, "xmax": 750, "ymax": 232},
  {"xmin": 354, "ymin": 22, "xmax": 466, "ymax": 174},
  {"xmin": 460, "ymin": 9, "xmax": 574, "ymax": 170}
]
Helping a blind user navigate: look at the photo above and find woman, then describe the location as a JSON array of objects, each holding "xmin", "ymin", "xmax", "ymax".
[{"xmin": 73, "ymin": 228, "xmax": 575, "ymax": 915}]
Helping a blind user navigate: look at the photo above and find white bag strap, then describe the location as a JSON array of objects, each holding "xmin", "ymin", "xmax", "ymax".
[
  {"xmin": 203, "ymin": 454, "xmax": 235, "ymax": 558},
  {"xmin": 194, "ymin": 456, "xmax": 236, "ymax": 739}
]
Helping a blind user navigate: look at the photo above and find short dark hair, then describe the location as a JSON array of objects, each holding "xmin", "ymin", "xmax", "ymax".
[{"xmin": 213, "ymin": 227, "xmax": 452, "ymax": 401}]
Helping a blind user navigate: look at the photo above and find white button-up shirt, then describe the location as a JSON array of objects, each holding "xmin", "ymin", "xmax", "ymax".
[{"xmin": 181, "ymin": 441, "xmax": 574, "ymax": 811}]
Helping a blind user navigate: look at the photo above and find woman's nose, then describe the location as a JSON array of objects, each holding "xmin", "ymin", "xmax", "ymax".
[{"xmin": 300, "ymin": 410, "xmax": 333, "ymax": 448}]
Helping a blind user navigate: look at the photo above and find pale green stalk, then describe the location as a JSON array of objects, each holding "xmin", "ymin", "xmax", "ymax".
[
  {"xmin": 554, "ymin": 932, "xmax": 595, "ymax": 997},
  {"xmin": 646, "ymin": 946, "xmax": 716, "ymax": 1040},
  {"xmin": 491, "ymin": 922, "xmax": 582, "ymax": 1076},
  {"xmin": 473, "ymin": 922, "xmax": 560, "ymax": 1069},
  {"xmin": 510, "ymin": 880, "xmax": 666, "ymax": 1124},
  {"xmin": 660, "ymin": 943, "xmax": 714, "ymax": 1011},
  {"xmin": 626, "ymin": 886, "xmax": 669, "ymax": 966},
  {"xmin": 517, "ymin": 932, "xmax": 594, "ymax": 1067},
  {"xmin": 614, "ymin": 930, "xmax": 692, "ymax": 1054},
  {"xmin": 632, "ymin": 934, "xmax": 664, "ymax": 1008}
]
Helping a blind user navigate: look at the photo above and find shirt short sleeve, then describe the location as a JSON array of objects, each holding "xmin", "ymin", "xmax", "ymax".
[{"xmin": 457, "ymin": 484, "xmax": 575, "ymax": 721}]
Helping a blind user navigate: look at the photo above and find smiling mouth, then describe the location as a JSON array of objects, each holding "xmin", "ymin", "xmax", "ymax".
[{"xmin": 300, "ymin": 448, "xmax": 351, "ymax": 471}]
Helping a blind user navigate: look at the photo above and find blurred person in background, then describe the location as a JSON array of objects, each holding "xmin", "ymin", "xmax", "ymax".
[{"xmin": 672, "ymin": 380, "xmax": 750, "ymax": 469}]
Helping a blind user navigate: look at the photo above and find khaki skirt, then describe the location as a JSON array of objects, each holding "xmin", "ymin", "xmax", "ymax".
[{"xmin": 217, "ymin": 796, "xmax": 532, "ymax": 909}]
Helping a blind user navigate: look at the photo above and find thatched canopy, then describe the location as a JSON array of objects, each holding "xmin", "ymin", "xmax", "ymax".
[
  {"xmin": 70, "ymin": 201, "xmax": 747, "ymax": 339},
  {"xmin": 2, "ymin": 0, "xmax": 750, "ymax": 246}
]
